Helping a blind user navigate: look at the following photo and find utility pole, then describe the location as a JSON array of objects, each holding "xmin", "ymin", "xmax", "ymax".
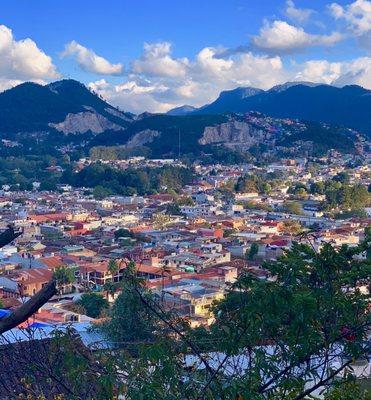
[{"xmin": 178, "ymin": 129, "xmax": 181, "ymax": 160}]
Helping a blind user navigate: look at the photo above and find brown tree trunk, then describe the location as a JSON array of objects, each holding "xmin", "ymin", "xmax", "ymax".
[{"xmin": 0, "ymin": 280, "xmax": 57, "ymax": 334}]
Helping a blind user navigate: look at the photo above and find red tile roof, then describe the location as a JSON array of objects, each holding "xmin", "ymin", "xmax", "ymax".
[
  {"xmin": 16, "ymin": 269, "xmax": 53, "ymax": 284},
  {"xmin": 28, "ymin": 213, "xmax": 70, "ymax": 223},
  {"xmin": 41, "ymin": 256, "xmax": 65, "ymax": 270}
]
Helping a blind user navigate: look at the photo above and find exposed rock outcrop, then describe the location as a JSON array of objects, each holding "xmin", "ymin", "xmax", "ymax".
[
  {"xmin": 126, "ymin": 129, "xmax": 161, "ymax": 148},
  {"xmin": 49, "ymin": 111, "xmax": 123, "ymax": 135},
  {"xmin": 199, "ymin": 120, "xmax": 270, "ymax": 149}
]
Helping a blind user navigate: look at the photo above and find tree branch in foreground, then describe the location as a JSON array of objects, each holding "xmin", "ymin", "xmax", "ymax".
[
  {"xmin": 133, "ymin": 286, "xmax": 217, "ymax": 378},
  {"xmin": 293, "ymin": 359, "xmax": 353, "ymax": 400},
  {"xmin": 0, "ymin": 225, "xmax": 23, "ymax": 249},
  {"xmin": 0, "ymin": 280, "xmax": 57, "ymax": 335}
]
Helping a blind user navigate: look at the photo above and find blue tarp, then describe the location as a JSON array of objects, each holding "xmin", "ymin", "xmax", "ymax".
[
  {"xmin": 27, "ymin": 322, "xmax": 50, "ymax": 329},
  {"xmin": 0, "ymin": 309, "xmax": 11, "ymax": 319}
]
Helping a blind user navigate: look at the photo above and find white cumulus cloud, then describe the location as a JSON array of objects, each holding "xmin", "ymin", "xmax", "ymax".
[
  {"xmin": 332, "ymin": 57, "xmax": 371, "ymax": 87},
  {"xmin": 294, "ymin": 57, "xmax": 371, "ymax": 88},
  {"xmin": 330, "ymin": 0, "xmax": 371, "ymax": 52},
  {"xmin": 89, "ymin": 43, "xmax": 290, "ymax": 113},
  {"xmin": 131, "ymin": 42, "xmax": 189, "ymax": 78},
  {"xmin": 89, "ymin": 78, "xmax": 172, "ymax": 113},
  {"xmin": 294, "ymin": 60, "xmax": 344, "ymax": 84},
  {"xmin": 88, "ymin": 39, "xmax": 371, "ymax": 114},
  {"xmin": 285, "ymin": 0, "xmax": 314, "ymax": 24},
  {"xmin": 252, "ymin": 20, "xmax": 343, "ymax": 54},
  {"xmin": 330, "ymin": 0, "xmax": 371, "ymax": 35},
  {"xmin": 0, "ymin": 24, "xmax": 59, "ymax": 86},
  {"xmin": 62, "ymin": 40, "xmax": 123, "ymax": 75}
]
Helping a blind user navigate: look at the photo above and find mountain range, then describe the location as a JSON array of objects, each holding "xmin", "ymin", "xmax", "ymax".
[
  {"xmin": 0, "ymin": 79, "xmax": 134, "ymax": 135},
  {"xmin": 167, "ymin": 82, "xmax": 371, "ymax": 135},
  {"xmin": 0, "ymin": 79, "xmax": 368, "ymax": 159}
]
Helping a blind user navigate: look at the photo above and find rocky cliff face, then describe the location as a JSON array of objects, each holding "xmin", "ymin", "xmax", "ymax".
[
  {"xmin": 126, "ymin": 129, "xmax": 161, "ymax": 148},
  {"xmin": 49, "ymin": 111, "xmax": 124, "ymax": 135},
  {"xmin": 199, "ymin": 120, "xmax": 270, "ymax": 149}
]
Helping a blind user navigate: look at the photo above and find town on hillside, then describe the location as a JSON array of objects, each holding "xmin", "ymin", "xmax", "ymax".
[{"xmin": 0, "ymin": 151, "xmax": 369, "ymax": 330}]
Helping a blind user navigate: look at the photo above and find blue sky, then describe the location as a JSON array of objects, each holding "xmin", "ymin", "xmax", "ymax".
[{"xmin": 0, "ymin": 0, "xmax": 370, "ymax": 112}]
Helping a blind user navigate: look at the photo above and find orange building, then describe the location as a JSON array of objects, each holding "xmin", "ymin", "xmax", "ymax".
[{"xmin": 15, "ymin": 269, "xmax": 53, "ymax": 296}]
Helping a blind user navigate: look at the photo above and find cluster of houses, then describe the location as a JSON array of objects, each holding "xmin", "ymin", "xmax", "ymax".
[{"xmin": 0, "ymin": 156, "xmax": 369, "ymax": 330}]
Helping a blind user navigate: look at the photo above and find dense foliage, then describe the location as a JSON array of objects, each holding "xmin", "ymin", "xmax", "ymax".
[
  {"xmin": 102, "ymin": 262, "xmax": 161, "ymax": 344},
  {"xmin": 0, "ymin": 155, "xmax": 69, "ymax": 191},
  {"xmin": 309, "ymin": 177, "xmax": 370, "ymax": 211},
  {"xmin": 203, "ymin": 238, "xmax": 370, "ymax": 399},
  {"xmin": 76, "ymin": 293, "xmax": 109, "ymax": 318},
  {"xmin": 5, "ymin": 236, "xmax": 370, "ymax": 399},
  {"xmin": 89, "ymin": 145, "xmax": 150, "ymax": 160},
  {"xmin": 62, "ymin": 164, "xmax": 195, "ymax": 196},
  {"xmin": 235, "ymin": 174, "xmax": 281, "ymax": 194},
  {"xmin": 282, "ymin": 200, "xmax": 304, "ymax": 215},
  {"xmin": 279, "ymin": 122, "xmax": 357, "ymax": 155}
]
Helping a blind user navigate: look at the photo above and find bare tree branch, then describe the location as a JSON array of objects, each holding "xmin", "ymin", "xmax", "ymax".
[
  {"xmin": 133, "ymin": 285, "xmax": 217, "ymax": 378},
  {"xmin": 258, "ymin": 321, "xmax": 370, "ymax": 394},
  {"xmin": 0, "ymin": 225, "xmax": 23, "ymax": 249},
  {"xmin": 292, "ymin": 359, "xmax": 353, "ymax": 400}
]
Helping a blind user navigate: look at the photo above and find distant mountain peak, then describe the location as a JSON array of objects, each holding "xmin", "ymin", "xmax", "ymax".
[
  {"xmin": 268, "ymin": 81, "xmax": 326, "ymax": 93},
  {"xmin": 218, "ymin": 86, "xmax": 264, "ymax": 100},
  {"xmin": 47, "ymin": 79, "xmax": 86, "ymax": 93},
  {"xmin": 0, "ymin": 78, "xmax": 134, "ymax": 135},
  {"xmin": 191, "ymin": 82, "xmax": 370, "ymax": 134},
  {"xmin": 190, "ymin": 86, "xmax": 264, "ymax": 115},
  {"xmin": 4, "ymin": 81, "xmax": 45, "ymax": 94},
  {"xmin": 166, "ymin": 105, "xmax": 197, "ymax": 116},
  {"xmin": 48, "ymin": 78, "xmax": 84, "ymax": 87}
]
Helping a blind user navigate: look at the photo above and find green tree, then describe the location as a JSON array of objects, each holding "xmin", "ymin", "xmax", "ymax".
[
  {"xmin": 76, "ymin": 293, "xmax": 109, "ymax": 318},
  {"xmin": 366, "ymin": 226, "xmax": 371, "ymax": 259},
  {"xmin": 89, "ymin": 146, "xmax": 119, "ymax": 161},
  {"xmin": 288, "ymin": 182, "xmax": 308, "ymax": 195},
  {"xmin": 295, "ymin": 187, "xmax": 308, "ymax": 199},
  {"xmin": 114, "ymin": 228, "xmax": 133, "ymax": 240},
  {"xmin": 103, "ymin": 281, "xmax": 118, "ymax": 300},
  {"xmin": 53, "ymin": 266, "xmax": 76, "ymax": 285},
  {"xmin": 209, "ymin": 238, "xmax": 370, "ymax": 399},
  {"xmin": 247, "ymin": 242, "xmax": 259, "ymax": 260},
  {"xmin": 108, "ymin": 259, "xmax": 119, "ymax": 277},
  {"xmin": 152, "ymin": 213, "xmax": 172, "ymax": 229},
  {"xmin": 310, "ymin": 181, "xmax": 325, "ymax": 195},
  {"xmin": 223, "ymin": 228, "xmax": 236, "ymax": 238},
  {"xmin": 176, "ymin": 196, "xmax": 195, "ymax": 206},
  {"xmin": 93, "ymin": 185, "xmax": 112, "ymax": 200},
  {"xmin": 102, "ymin": 262, "xmax": 160, "ymax": 343},
  {"xmin": 351, "ymin": 184, "xmax": 369, "ymax": 209},
  {"xmin": 165, "ymin": 202, "xmax": 183, "ymax": 215},
  {"xmin": 281, "ymin": 219, "xmax": 303, "ymax": 235},
  {"xmin": 325, "ymin": 180, "xmax": 369, "ymax": 211},
  {"xmin": 324, "ymin": 379, "xmax": 371, "ymax": 400},
  {"xmin": 236, "ymin": 175, "xmax": 258, "ymax": 193},
  {"xmin": 333, "ymin": 171, "xmax": 350, "ymax": 185},
  {"xmin": 40, "ymin": 179, "xmax": 58, "ymax": 191},
  {"xmin": 2, "ymin": 239, "xmax": 370, "ymax": 399},
  {"xmin": 283, "ymin": 200, "xmax": 304, "ymax": 215}
]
